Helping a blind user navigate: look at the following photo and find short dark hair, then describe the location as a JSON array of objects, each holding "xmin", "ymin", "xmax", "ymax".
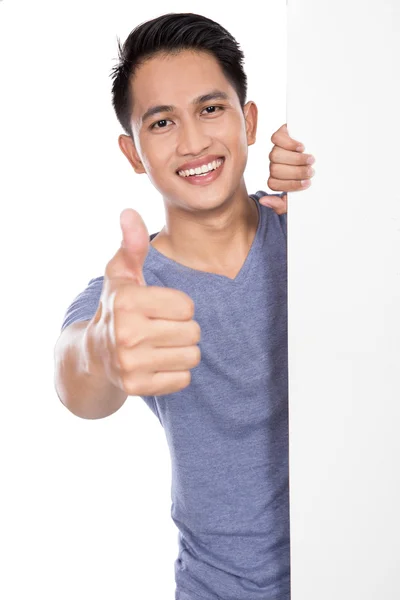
[{"xmin": 110, "ymin": 13, "xmax": 247, "ymax": 138}]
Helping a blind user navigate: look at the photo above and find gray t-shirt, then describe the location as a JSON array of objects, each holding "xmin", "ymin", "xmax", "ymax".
[{"xmin": 61, "ymin": 191, "xmax": 289, "ymax": 600}]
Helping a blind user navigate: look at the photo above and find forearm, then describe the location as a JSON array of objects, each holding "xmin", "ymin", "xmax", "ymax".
[{"xmin": 54, "ymin": 321, "xmax": 128, "ymax": 420}]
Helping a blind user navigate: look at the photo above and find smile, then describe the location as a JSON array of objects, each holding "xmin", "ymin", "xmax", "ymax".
[
  {"xmin": 176, "ymin": 158, "xmax": 225, "ymax": 186},
  {"xmin": 177, "ymin": 158, "xmax": 224, "ymax": 178}
]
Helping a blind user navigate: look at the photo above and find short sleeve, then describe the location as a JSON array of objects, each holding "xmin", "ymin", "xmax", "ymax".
[
  {"xmin": 61, "ymin": 276, "xmax": 104, "ymax": 332},
  {"xmin": 252, "ymin": 190, "xmax": 287, "ymax": 241}
]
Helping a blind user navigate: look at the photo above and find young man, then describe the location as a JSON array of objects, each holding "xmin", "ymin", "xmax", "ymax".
[{"xmin": 54, "ymin": 12, "xmax": 315, "ymax": 600}]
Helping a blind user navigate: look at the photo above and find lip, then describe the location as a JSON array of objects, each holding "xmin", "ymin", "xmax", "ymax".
[
  {"xmin": 177, "ymin": 157, "xmax": 225, "ymax": 186},
  {"xmin": 176, "ymin": 154, "xmax": 224, "ymax": 173}
]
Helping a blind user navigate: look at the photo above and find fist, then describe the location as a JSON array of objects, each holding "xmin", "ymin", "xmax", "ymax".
[{"xmin": 86, "ymin": 209, "xmax": 201, "ymax": 396}]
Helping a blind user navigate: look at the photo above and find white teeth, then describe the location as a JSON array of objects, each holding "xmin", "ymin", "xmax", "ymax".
[{"xmin": 178, "ymin": 159, "xmax": 223, "ymax": 178}]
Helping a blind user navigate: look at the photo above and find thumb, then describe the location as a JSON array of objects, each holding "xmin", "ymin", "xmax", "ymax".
[
  {"xmin": 119, "ymin": 208, "xmax": 149, "ymax": 286},
  {"xmin": 105, "ymin": 208, "xmax": 149, "ymax": 286},
  {"xmin": 258, "ymin": 192, "xmax": 287, "ymax": 214}
]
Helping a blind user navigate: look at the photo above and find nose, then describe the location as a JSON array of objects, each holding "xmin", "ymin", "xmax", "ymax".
[{"xmin": 176, "ymin": 118, "xmax": 212, "ymax": 156}]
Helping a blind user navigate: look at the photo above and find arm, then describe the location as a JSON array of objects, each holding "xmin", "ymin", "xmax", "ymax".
[{"xmin": 54, "ymin": 319, "xmax": 128, "ymax": 420}]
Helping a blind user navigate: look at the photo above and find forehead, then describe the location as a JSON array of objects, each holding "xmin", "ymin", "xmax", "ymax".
[{"xmin": 130, "ymin": 50, "xmax": 235, "ymax": 116}]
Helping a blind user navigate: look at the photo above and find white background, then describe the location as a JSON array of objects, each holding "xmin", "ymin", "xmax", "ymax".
[
  {"xmin": 2, "ymin": 1, "xmax": 398, "ymax": 599},
  {"xmin": 287, "ymin": 0, "xmax": 400, "ymax": 598},
  {"xmin": 0, "ymin": 1, "xmax": 286, "ymax": 598}
]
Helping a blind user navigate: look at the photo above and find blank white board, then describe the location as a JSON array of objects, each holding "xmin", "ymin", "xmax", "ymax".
[{"xmin": 286, "ymin": 1, "xmax": 400, "ymax": 598}]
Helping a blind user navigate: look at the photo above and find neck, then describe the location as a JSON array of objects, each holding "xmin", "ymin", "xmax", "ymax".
[{"xmin": 151, "ymin": 182, "xmax": 259, "ymax": 277}]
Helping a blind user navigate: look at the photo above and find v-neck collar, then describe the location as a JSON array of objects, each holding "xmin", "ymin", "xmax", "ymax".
[{"xmin": 148, "ymin": 194, "xmax": 263, "ymax": 285}]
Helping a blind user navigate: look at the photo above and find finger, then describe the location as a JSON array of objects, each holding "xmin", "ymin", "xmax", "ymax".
[
  {"xmin": 124, "ymin": 370, "xmax": 192, "ymax": 396},
  {"xmin": 271, "ymin": 124, "xmax": 305, "ymax": 152},
  {"xmin": 119, "ymin": 345, "xmax": 200, "ymax": 374},
  {"xmin": 113, "ymin": 284, "xmax": 195, "ymax": 322},
  {"xmin": 270, "ymin": 162, "xmax": 315, "ymax": 181},
  {"xmin": 114, "ymin": 310, "xmax": 200, "ymax": 348},
  {"xmin": 269, "ymin": 146, "xmax": 315, "ymax": 167},
  {"xmin": 267, "ymin": 177, "xmax": 312, "ymax": 192}
]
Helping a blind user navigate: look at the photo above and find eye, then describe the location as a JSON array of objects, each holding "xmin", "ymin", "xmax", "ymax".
[
  {"xmin": 202, "ymin": 105, "xmax": 224, "ymax": 115},
  {"xmin": 150, "ymin": 119, "xmax": 172, "ymax": 130}
]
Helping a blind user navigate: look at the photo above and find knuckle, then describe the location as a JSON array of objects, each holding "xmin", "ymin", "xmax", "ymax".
[
  {"xmin": 297, "ymin": 153, "xmax": 305, "ymax": 165},
  {"xmin": 114, "ymin": 314, "xmax": 145, "ymax": 348},
  {"xmin": 115, "ymin": 323, "xmax": 140, "ymax": 348},
  {"xmin": 120, "ymin": 373, "xmax": 130, "ymax": 393},
  {"xmin": 113, "ymin": 285, "xmax": 141, "ymax": 313},
  {"xmin": 120, "ymin": 355, "xmax": 133, "ymax": 374},
  {"xmin": 151, "ymin": 373, "xmax": 168, "ymax": 396},
  {"xmin": 270, "ymin": 163, "xmax": 279, "ymax": 177},
  {"xmin": 115, "ymin": 346, "xmax": 136, "ymax": 374},
  {"xmin": 114, "ymin": 346, "xmax": 126, "ymax": 370},
  {"xmin": 113, "ymin": 288, "xmax": 128, "ymax": 311},
  {"xmin": 114, "ymin": 326, "xmax": 129, "ymax": 347},
  {"xmin": 121, "ymin": 375, "xmax": 138, "ymax": 396},
  {"xmin": 141, "ymin": 373, "xmax": 164, "ymax": 397}
]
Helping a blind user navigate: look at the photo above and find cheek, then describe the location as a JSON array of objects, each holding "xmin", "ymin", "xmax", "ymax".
[
  {"xmin": 229, "ymin": 124, "xmax": 249, "ymax": 174},
  {"xmin": 218, "ymin": 114, "xmax": 248, "ymax": 151},
  {"xmin": 149, "ymin": 135, "xmax": 175, "ymax": 164},
  {"xmin": 140, "ymin": 139, "xmax": 168, "ymax": 176},
  {"xmin": 139, "ymin": 139, "xmax": 178, "ymax": 192},
  {"xmin": 226, "ymin": 123, "xmax": 249, "ymax": 164}
]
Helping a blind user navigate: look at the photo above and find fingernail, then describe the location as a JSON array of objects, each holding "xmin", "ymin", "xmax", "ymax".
[
  {"xmin": 307, "ymin": 156, "xmax": 315, "ymax": 165},
  {"xmin": 296, "ymin": 144, "xmax": 305, "ymax": 152},
  {"xmin": 301, "ymin": 180, "xmax": 311, "ymax": 187}
]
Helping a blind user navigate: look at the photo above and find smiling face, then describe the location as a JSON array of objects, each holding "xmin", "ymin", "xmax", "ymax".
[{"xmin": 119, "ymin": 50, "xmax": 257, "ymax": 212}]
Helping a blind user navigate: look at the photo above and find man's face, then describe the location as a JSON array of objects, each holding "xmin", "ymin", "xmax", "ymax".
[{"xmin": 122, "ymin": 50, "xmax": 257, "ymax": 211}]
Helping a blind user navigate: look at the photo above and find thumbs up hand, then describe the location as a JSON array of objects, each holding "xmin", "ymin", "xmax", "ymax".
[{"xmin": 85, "ymin": 209, "xmax": 201, "ymax": 396}]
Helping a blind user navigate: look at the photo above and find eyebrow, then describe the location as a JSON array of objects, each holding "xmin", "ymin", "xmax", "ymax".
[{"xmin": 140, "ymin": 90, "xmax": 230, "ymax": 124}]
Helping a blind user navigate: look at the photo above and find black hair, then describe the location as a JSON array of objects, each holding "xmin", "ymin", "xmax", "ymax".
[{"xmin": 110, "ymin": 13, "xmax": 247, "ymax": 138}]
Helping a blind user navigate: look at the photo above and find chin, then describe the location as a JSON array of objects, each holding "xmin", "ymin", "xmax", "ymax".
[{"xmin": 180, "ymin": 189, "xmax": 238, "ymax": 213}]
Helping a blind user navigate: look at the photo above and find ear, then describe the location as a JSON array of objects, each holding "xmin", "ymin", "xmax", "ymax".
[
  {"xmin": 118, "ymin": 134, "xmax": 146, "ymax": 174},
  {"xmin": 243, "ymin": 101, "xmax": 258, "ymax": 147}
]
